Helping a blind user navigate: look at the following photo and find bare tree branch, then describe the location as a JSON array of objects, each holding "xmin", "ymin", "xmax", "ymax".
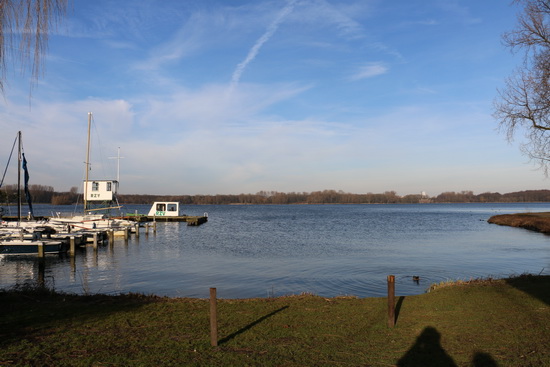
[
  {"xmin": 495, "ymin": 0, "xmax": 550, "ymax": 174},
  {"xmin": 0, "ymin": 0, "xmax": 69, "ymax": 94}
]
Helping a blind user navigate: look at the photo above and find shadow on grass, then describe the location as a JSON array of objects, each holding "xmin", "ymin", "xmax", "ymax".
[
  {"xmin": 472, "ymin": 352, "xmax": 498, "ymax": 366},
  {"xmin": 397, "ymin": 327, "xmax": 499, "ymax": 367},
  {"xmin": 0, "ymin": 285, "xmax": 156, "ymax": 348},
  {"xmin": 218, "ymin": 306, "xmax": 289, "ymax": 345},
  {"xmin": 504, "ymin": 274, "xmax": 550, "ymax": 306},
  {"xmin": 397, "ymin": 326, "xmax": 457, "ymax": 367},
  {"xmin": 395, "ymin": 296, "xmax": 405, "ymax": 324}
]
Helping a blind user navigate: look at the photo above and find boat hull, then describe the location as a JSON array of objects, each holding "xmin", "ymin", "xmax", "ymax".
[{"xmin": 0, "ymin": 241, "xmax": 66, "ymax": 255}]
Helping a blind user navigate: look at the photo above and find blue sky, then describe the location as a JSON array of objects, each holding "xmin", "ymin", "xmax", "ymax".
[{"xmin": 0, "ymin": 0, "xmax": 547, "ymax": 196}]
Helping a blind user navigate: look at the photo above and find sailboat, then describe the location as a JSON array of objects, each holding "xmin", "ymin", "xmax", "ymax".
[
  {"xmin": 0, "ymin": 132, "xmax": 65, "ymax": 255},
  {"xmin": 47, "ymin": 113, "xmax": 134, "ymax": 233}
]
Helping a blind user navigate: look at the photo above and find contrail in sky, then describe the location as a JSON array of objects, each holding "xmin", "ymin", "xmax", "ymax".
[{"xmin": 230, "ymin": 0, "xmax": 297, "ymax": 90}]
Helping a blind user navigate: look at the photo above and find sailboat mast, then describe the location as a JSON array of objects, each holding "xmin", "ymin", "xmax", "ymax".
[
  {"xmin": 84, "ymin": 112, "xmax": 92, "ymax": 212},
  {"xmin": 17, "ymin": 131, "xmax": 21, "ymax": 223}
]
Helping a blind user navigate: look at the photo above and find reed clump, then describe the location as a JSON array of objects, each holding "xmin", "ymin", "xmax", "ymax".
[{"xmin": 488, "ymin": 212, "xmax": 550, "ymax": 233}]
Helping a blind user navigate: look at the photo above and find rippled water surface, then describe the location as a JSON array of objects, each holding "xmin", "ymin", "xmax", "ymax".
[{"xmin": 1, "ymin": 203, "xmax": 550, "ymax": 298}]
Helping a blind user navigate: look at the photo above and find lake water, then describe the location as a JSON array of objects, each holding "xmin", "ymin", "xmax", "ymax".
[{"xmin": 1, "ymin": 203, "xmax": 550, "ymax": 299}]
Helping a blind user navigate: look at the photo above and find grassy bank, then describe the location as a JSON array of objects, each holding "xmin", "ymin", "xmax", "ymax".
[
  {"xmin": 1, "ymin": 275, "xmax": 549, "ymax": 366},
  {"xmin": 488, "ymin": 212, "xmax": 550, "ymax": 234}
]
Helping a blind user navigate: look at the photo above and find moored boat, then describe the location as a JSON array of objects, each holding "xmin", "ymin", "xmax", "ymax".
[
  {"xmin": 47, "ymin": 113, "xmax": 135, "ymax": 234},
  {"xmin": 147, "ymin": 202, "xmax": 182, "ymax": 217},
  {"xmin": 0, "ymin": 239, "xmax": 66, "ymax": 255}
]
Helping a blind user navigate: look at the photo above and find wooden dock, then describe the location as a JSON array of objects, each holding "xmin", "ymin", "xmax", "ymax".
[{"xmin": 2, "ymin": 215, "xmax": 208, "ymax": 226}]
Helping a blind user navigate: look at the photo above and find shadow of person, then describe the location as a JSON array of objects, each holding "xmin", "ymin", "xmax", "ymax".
[
  {"xmin": 471, "ymin": 352, "xmax": 499, "ymax": 366},
  {"xmin": 397, "ymin": 326, "xmax": 457, "ymax": 367}
]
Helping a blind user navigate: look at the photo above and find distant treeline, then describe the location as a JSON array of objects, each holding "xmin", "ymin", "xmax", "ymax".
[
  {"xmin": 3, "ymin": 185, "xmax": 550, "ymax": 205},
  {"xmin": 117, "ymin": 190, "xmax": 550, "ymax": 204},
  {"xmin": 0, "ymin": 185, "xmax": 79, "ymax": 205}
]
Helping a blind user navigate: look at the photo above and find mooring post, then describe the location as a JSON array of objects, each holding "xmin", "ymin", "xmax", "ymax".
[
  {"xmin": 108, "ymin": 229, "xmax": 114, "ymax": 245},
  {"xmin": 153, "ymin": 221, "xmax": 157, "ymax": 233},
  {"xmin": 145, "ymin": 223, "xmax": 149, "ymax": 235},
  {"xmin": 38, "ymin": 258, "xmax": 45, "ymax": 287},
  {"xmin": 69, "ymin": 236, "xmax": 76, "ymax": 256},
  {"xmin": 92, "ymin": 232, "xmax": 98, "ymax": 249},
  {"xmin": 135, "ymin": 223, "xmax": 140, "ymax": 238},
  {"xmin": 70, "ymin": 254, "xmax": 76, "ymax": 273},
  {"xmin": 37, "ymin": 242, "xmax": 44, "ymax": 258},
  {"xmin": 387, "ymin": 275, "xmax": 395, "ymax": 328},
  {"xmin": 210, "ymin": 287, "xmax": 218, "ymax": 347}
]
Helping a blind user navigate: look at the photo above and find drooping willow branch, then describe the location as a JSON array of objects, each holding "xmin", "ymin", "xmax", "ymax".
[{"xmin": 0, "ymin": 0, "xmax": 69, "ymax": 93}]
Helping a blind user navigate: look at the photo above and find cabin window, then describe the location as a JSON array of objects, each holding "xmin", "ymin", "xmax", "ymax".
[
  {"xmin": 106, "ymin": 182, "xmax": 112, "ymax": 191},
  {"xmin": 167, "ymin": 204, "xmax": 177, "ymax": 212},
  {"xmin": 156, "ymin": 204, "xmax": 166, "ymax": 211},
  {"xmin": 92, "ymin": 182, "xmax": 99, "ymax": 191}
]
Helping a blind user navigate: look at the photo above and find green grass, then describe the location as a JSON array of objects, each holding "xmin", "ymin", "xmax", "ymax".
[{"xmin": 1, "ymin": 275, "xmax": 549, "ymax": 366}]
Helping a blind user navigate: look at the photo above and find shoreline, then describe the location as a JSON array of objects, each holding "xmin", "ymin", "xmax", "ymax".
[{"xmin": 488, "ymin": 212, "xmax": 550, "ymax": 234}]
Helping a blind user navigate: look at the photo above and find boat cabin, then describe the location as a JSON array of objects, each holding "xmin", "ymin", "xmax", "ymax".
[
  {"xmin": 148, "ymin": 202, "xmax": 181, "ymax": 217},
  {"xmin": 84, "ymin": 180, "xmax": 118, "ymax": 202}
]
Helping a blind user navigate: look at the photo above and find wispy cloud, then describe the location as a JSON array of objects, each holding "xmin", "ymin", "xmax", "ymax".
[
  {"xmin": 133, "ymin": 15, "xmax": 204, "ymax": 71},
  {"xmin": 293, "ymin": 0, "xmax": 367, "ymax": 40},
  {"xmin": 230, "ymin": 0, "xmax": 297, "ymax": 89},
  {"xmin": 350, "ymin": 62, "xmax": 388, "ymax": 81},
  {"xmin": 435, "ymin": 0, "xmax": 481, "ymax": 25}
]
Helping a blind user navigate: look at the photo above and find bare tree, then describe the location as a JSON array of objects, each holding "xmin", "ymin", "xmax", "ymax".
[
  {"xmin": 0, "ymin": 0, "xmax": 69, "ymax": 93},
  {"xmin": 494, "ymin": 0, "xmax": 550, "ymax": 174}
]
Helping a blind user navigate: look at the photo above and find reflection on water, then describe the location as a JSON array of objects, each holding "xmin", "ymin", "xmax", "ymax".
[{"xmin": 1, "ymin": 203, "xmax": 550, "ymax": 298}]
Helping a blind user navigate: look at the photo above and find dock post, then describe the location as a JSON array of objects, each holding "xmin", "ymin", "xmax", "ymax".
[
  {"xmin": 210, "ymin": 288, "xmax": 218, "ymax": 347},
  {"xmin": 69, "ymin": 236, "xmax": 76, "ymax": 256},
  {"xmin": 135, "ymin": 223, "xmax": 140, "ymax": 238},
  {"xmin": 145, "ymin": 223, "xmax": 149, "ymax": 235},
  {"xmin": 93, "ymin": 232, "xmax": 98, "ymax": 249},
  {"xmin": 387, "ymin": 275, "xmax": 396, "ymax": 328},
  {"xmin": 38, "ymin": 258, "xmax": 45, "ymax": 287},
  {"xmin": 124, "ymin": 227, "xmax": 129, "ymax": 240},
  {"xmin": 153, "ymin": 221, "xmax": 157, "ymax": 233},
  {"xmin": 70, "ymin": 254, "xmax": 76, "ymax": 274},
  {"xmin": 37, "ymin": 242, "xmax": 44, "ymax": 258}
]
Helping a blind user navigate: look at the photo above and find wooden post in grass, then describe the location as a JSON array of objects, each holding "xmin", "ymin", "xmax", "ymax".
[
  {"xmin": 387, "ymin": 275, "xmax": 395, "ymax": 328},
  {"xmin": 210, "ymin": 288, "xmax": 218, "ymax": 346}
]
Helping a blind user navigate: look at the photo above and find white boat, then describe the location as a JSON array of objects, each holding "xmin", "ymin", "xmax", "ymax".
[
  {"xmin": 147, "ymin": 202, "xmax": 182, "ymax": 217},
  {"xmin": 0, "ymin": 132, "xmax": 67, "ymax": 255},
  {"xmin": 0, "ymin": 131, "xmax": 37, "ymax": 224},
  {"xmin": 48, "ymin": 213, "xmax": 133, "ymax": 233},
  {"xmin": 49, "ymin": 113, "xmax": 135, "ymax": 234}
]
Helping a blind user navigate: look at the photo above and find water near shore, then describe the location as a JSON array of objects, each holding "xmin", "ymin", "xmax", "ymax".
[{"xmin": 1, "ymin": 203, "xmax": 550, "ymax": 298}]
